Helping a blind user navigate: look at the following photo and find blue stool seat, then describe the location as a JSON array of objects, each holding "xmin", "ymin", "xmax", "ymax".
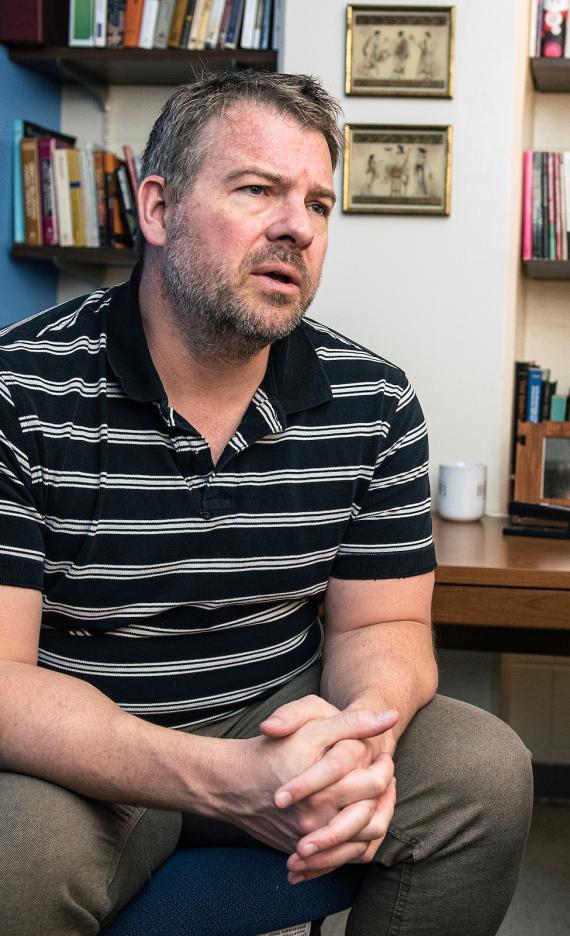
[{"xmin": 102, "ymin": 846, "xmax": 365, "ymax": 936}]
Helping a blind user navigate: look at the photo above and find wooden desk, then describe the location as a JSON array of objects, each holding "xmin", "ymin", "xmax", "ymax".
[{"xmin": 432, "ymin": 515, "xmax": 570, "ymax": 655}]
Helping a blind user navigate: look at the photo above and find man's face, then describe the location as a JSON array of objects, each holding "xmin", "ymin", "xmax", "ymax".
[{"xmin": 161, "ymin": 103, "xmax": 335, "ymax": 359}]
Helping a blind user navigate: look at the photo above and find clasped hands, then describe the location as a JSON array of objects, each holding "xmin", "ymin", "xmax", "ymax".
[{"xmin": 236, "ymin": 695, "xmax": 398, "ymax": 885}]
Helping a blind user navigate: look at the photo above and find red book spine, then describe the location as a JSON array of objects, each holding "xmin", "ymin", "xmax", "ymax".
[
  {"xmin": 541, "ymin": 6, "xmax": 567, "ymax": 58},
  {"xmin": 37, "ymin": 137, "xmax": 58, "ymax": 245},
  {"xmin": 522, "ymin": 151, "xmax": 533, "ymax": 261}
]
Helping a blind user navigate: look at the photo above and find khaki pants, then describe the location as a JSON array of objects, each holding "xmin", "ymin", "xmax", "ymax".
[{"xmin": 0, "ymin": 665, "xmax": 533, "ymax": 936}]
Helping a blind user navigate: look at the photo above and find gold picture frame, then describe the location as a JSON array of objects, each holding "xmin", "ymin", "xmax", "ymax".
[
  {"xmin": 346, "ymin": 4, "xmax": 456, "ymax": 98},
  {"xmin": 343, "ymin": 123, "xmax": 453, "ymax": 215}
]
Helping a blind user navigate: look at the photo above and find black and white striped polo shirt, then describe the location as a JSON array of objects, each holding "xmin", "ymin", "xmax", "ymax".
[{"xmin": 0, "ymin": 268, "xmax": 436, "ymax": 730}]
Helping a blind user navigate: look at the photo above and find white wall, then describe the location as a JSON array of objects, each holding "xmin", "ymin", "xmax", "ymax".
[{"xmin": 282, "ymin": 0, "xmax": 531, "ymax": 514}]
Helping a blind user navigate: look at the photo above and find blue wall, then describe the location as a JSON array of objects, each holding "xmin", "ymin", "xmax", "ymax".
[{"xmin": 0, "ymin": 46, "xmax": 61, "ymax": 327}]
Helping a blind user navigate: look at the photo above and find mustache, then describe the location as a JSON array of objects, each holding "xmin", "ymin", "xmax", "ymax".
[{"xmin": 242, "ymin": 246, "xmax": 311, "ymax": 288}]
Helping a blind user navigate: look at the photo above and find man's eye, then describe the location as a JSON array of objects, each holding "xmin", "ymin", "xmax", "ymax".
[
  {"xmin": 310, "ymin": 203, "xmax": 329, "ymax": 217},
  {"xmin": 244, "ymin": 184, "xmax": 265, "ymax": 195}
]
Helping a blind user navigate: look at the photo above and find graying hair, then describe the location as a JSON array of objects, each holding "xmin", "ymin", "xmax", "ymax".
[{"xmin": 136, "ymin": 70, "xmax": 343, "ymax": 255}]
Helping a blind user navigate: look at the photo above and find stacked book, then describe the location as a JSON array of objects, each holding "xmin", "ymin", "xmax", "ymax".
[
  {"xmin": 14, "ymin": 120, "xmax": 140, "ymax": 251},
  {"xmin": 529, "ymin": 1, "xmax": 570, "ymax": 57},
  {"xmin": 514, "ymin": 362, "xmax": 568, "ymax": 426},
  {"xmin": 69, "ymin": 0, "xmax": 280, "ymax": 51},
  {"xmin": 521, "ymin": 151, "xmax": 570, "ymax": 261}
]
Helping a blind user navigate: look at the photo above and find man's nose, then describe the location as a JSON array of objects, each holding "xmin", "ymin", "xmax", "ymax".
[{"xmin": 264, "ymin": 198, "xmax": 315, "ymax": 249}]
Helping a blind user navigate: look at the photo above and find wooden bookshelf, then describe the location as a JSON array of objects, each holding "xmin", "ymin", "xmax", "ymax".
[
  {"xmin": 530, "ymin": 57, "xmax": 570, "ymax": 93},
  {"xmin": 11, "ymin": 244, "xmax": 137, "ymax": 267},
  {"xmin": 523, "ymin": 260, "xmax": 570, "ymax": 280},
  {"xmin": 8, "ymin": 46, "xmax": 278, "ymax": 88}
]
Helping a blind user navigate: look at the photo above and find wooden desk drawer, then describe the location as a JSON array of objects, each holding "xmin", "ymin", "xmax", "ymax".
[{"xmin": 432, "ymin": 585, "xmax": 570, "ymax": 630}]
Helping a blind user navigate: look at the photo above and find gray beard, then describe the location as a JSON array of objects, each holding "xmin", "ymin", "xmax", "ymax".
[{"xmin": 162, "ymin": 222, "xmax": 318, "ymax": 363}]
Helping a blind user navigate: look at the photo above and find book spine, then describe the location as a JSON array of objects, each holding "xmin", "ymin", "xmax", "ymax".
[
  {"xmin": 512, "ymin": 361, "xmax": 529, "ymax": 473},
  {"xmin": 193, "ymin": 0, "xmax": 212, "ymax": 49},
  {"xmin": 168, "ymin": 0, "xmax": 188, "ymax": 45},
  {"xmin": 205, "ymin": 0, "xmax": 226, "ymax": 48},
  {"xmin": 550, "ymin": 395, "xmax": 568, "ymax": 420},
  {"xmin": 80, "ymin": 144, "xmax": 100, "ymax": 247},
  {"xmin": 541, "ymin": 4, "xmax": 567, "ymax": 58},
  {"xmin": 123, "ymin": 144, "xmax": 140, "ymax": 201},
  {"xmin": 522, "ymin": 151, "xmax": 533, "ymax": 261},
  {"xmin": 179, "ymin": 0, "xmax": 197, "ymax": 46},
  {"xmin": 38, "ymin": 138, "xmax": 58, "ymax": 246},
  {"xmin": 554, "ymin": 150, "xmax": 562, "ymax": 260},
  {"xmin": 271, "ymin": 0, "xmax": 282, "ymax": 50},
  {"xmin": 21, "ymin": 138, "xmax": 42, "ymax": 246},
  {"xmin": 52, "ymin": 148, "xmax": 74, "ymax": 247},
  {"xmin": 252, "ymin": 0, "xmax": 264, "ymax": 48},
  {"xmin": 559, "ymin": 150, "xmax": 569, "ymax": 260},
  {"xmin": 536, "ymin": 0, "xmax": 545, "ymax": 55},
  {"xmin": 526, "ymin": 367, "xmax": 543, "ymax": 423},
  {"xmin": 94, "ymin": 0, "xmax": 108, "ymax": 45},
  {"xmin": 23, "ymin": 121, "xmax": 77, "ymax": 148},
  {"xmin": 541, "ymin": 379, "xmax": 557, "ymax": 421},
  {"xmin": 13, "ymin": 120, "xmax": 25, "ymax": 244},
  {"xmin": 546, "ymin": 153, "xmax": 556, "ymax": 260},
  {"xmin": 116, "ymin": 165, "xmax": 138, "ymax": 241},
  {"xmin": 529, "ymin": 0, "xmax": 539, "ymax": 57},
  {"xmin": 259, "ymin": 0, "xmax": 272, "ymax": 49},
  {"xmin": 564, "ymin": 152, "xmax": 570, "ymax": 256},
  {"xmin": 541, "ymin": 152, "xmax": 549, "ymax": 258},
  {"xmin": 240, "ymin": 0, "xmax": 258, "ymax": 48},
  {"xmin": 104, "ymin": 153, "xmax": 129, "ymax": 247},
  {"xmin": 187, "ymin": 0, "xmax": 206, "ymax": 47},
  {"xmin": 225, "ymin": 0, "xmax": 244, "ymax": 48},
  {"xmin": 69, "ymin": 0, "xmax": 95, "ymax": 46},
  {"xmin": 107, "ymin": 0, "xmax": 127, "ymax": 45},
  {"xmin": 217, "ymin": 0, "xmax": 233, "ymax": 47},
  {"xmin": 123, "ymin": 0, "xmax": 145, "ymax": 46},
  {"xmin": 67, "ymin": 148, "xmax": 86, "ymax": 247},
  {"xmin": 138, "ymin": 0, "xmax": 160, "ymax": 47},
  {"xmin": 154, "ymin": 0, "xmax": 177, "ymax": 46},
  {"xmin": 532, "ymin": 151, "xmax": 542, "ymax": 258},
  {"xmin": 93, "ymin": 150, "xmax": 109, "ymax": 246}
]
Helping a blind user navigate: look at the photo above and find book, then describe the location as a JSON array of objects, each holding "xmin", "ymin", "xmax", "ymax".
[
  {"xmin": 171, "ymin": 0, "xmax": 192, "ymax": 46},
  {"xmin": 541, "ymin": 151, "xmax": 549, "ymax": 259},
  {"xmin": 187, "ymin": 0, "xmax": 206, "ymax": 48},
  {"xmin": 271, "ymin": 0, "xmax": 282, "ymax": 49},
  {"xmin": 554, "ymin": 151, "xmax": 563, "ymax": 260},
  {"xmin": 67, "ymin": 148, "xmax": 86, "ymax": 247},
  {"xmin": 37, "ymin": 137, "xmax": 58, "ymax": 245},
  {"xmin": 512, "ymin": 361, "xmax": 530, "ymax": 472},
  {"xmin": 52, "ymin": 148, "xmax": 74, "ymax": 246},
  {"xmin": 205, "ymin": 0, "xmax": 226, "ymax": 47},
  {"xmin": 532, "ymin": 151, "xmax": 542, "ymax": 258},
  {"xmin": 522, "ymin": 151, "xmax": 533, "ymax": 261},
  {"xmin": 240, "ymin": 0, "xmax": 258, "ymax": 48},
  {"xmin": 541, "ymin": 378, "xmax": 557, "ymax": 421},
  {"xmin": 21, "ymin": 138, "xmax": 42, "ymax": 246},
  {"xmin": 107, "ymin": 0, "xmax": 127, "ymax": 45},
  {"xmin": 94, "ymin": 0, "xmax": 108, "ymax": 45},
  {"xmin": 217, "ymin": 0, "xmax": 233, "ymax": 47},
  {"xmin": 526, "ymin": 366, "xmax": 543, "ymax": 422},
  {"xmin": 559, "ymin": 150, "xmax": 569, "ymax": 260},
  {"xmin": 547, "ymin": 151, "xmax": 556, "ymax": 259},
  {"xmin": 564, "ymin": 152, "xmax": 570, "ymax": 254},
  {"xmin": 252, "ymin": 0, "xmax": 264, "ymax": 49},
  {"xmin": 0, "ymin": 0, "xmax": 69, "ymax": 44},
  {"xmin": 139, "ymin": 0, "xmax": 160, "ymax": 47},
  {"xmin": 259, "ymin": 0, "xmax": 272, "ymax": 49},
  {"xmin": 69, "ymin": 0, "xmax": 95, "ymax": 46},
  {"xmin": 224, "ymin": 0, "xmax": 245, "ymax": 48},
  {"xmin": 79, "ymin": 144, "xmax": 100, "ymax": 247},
  {"xmin": 93, "ymin": 150, "xmax": 109, "ymax": 246},
  {"xmin": 153, "ymin": 0, "xmax": 177, "ymax": 47},
  {"xmin": 104, "ymin": 152, "xmax": 130, "ymax": 247},
  {"xmin": 123, "ymin": 0, "xmax": 145, "ymax": 46},
  {"xmin": 550, "ymin": 395, "xmax": 568, "ymax": 420},
  {"xmin": 194, "ymin": 0, "xmax": 214, "ymax": 49},
  {"xmin": 541, "ymin": 3, "xmax": 567, "ymax": 58},
  {"xmin": 116, "ymin": 164, "xmax": 138, "ymax": 240},
  {"xmin": 529, "ymin": 0, "xmax": 540, "ymax": 57},
  {"xmin": 123, "ymin": 144, "xmax": 140, "ymax": 199},
  {"xmin": 13, "ymin": 121, "xmax": 26, "ymax": 244}
]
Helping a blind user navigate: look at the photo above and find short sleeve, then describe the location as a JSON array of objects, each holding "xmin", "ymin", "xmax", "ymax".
[
  {"xmin": 0, "ymin": 376, "xmax": 45, "ymax": 589},
  {"xmin": 331, "ymin": 376, "xmax": 437, "ymax": 580}
]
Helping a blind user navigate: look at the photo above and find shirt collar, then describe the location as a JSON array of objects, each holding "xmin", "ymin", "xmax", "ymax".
[{"xmin": 106, "ymin": 263, "xmax": 332, "ymax": 414}]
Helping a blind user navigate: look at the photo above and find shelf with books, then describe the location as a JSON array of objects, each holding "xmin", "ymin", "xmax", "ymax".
[
  {"xmin": 11, "ymin": 244, "xmax": 137, "ymax": 267},
  {"xmin": 8, "ymin": 46, "xmax": 278, "ymax": 88},
  {"xmin": 530, "ymin": 57, "xmax": 570, "ymax": 93}
]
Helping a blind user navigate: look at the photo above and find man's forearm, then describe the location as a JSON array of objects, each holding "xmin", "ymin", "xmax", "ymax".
[
  {"xmin": 0, "ymin": 661, "xmax": 234, "ymax": 814},
  {"xmin": 320, "ymin": 620, "xmax": 438, "ymax": 756}
]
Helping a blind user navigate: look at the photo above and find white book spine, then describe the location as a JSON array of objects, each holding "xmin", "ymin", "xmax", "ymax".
[
  {"xmin": 52, "ymin": 149, "xmax": 74, "ymax": 247},
  {"xmin": 529, "ymin": 0, "xmax": 538, "ymax": 57},
  {"xmin": 240, "ymin": 0, "xmax": 258, "ymax": 48},
  {"xmin": 205, "ymin": 0, "xmax": 226, "ymax": 48},
  {"xmin": 94, "ymin": 0, "xmax": 108, "ymax": 46},
  {"xmin": 69, "ymin": 0, "xmax": 95, "ymax": 46},
  {"xmin": 153, "ymin": 0, "xmax": 176, "ymax": 47},
  {"xmin": 188, "ymin": 0, "xmax": 206, "ymax": 48},
  {"xmin": 139, "ymin": 0, "xmax": 161, "ymax": 48},
  {"xmin": 82, "ymin": 144, "xmax": 101, "ymax": 247}
]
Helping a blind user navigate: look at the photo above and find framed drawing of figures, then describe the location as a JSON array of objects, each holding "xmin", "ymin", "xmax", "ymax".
[
  {"xmin": 343, "ymin": 124, "xmax": 452, "ymax": 215},
  {"xmin": 346, "ymin": 5, "xmax": 455, "ymax": 98}
]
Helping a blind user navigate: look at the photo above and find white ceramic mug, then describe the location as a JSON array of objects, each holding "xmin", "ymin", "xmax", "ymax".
[{"xmin": 437, "ymin": 462, "xmax": 487, "ymax": 522}]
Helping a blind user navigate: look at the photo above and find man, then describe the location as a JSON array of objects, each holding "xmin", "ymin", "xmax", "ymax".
[{"xmin": 0, "ymin": 72, "xmax": 532, "ymax": 935}]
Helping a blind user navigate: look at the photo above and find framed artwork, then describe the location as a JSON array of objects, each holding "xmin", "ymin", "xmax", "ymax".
[
  {"xmin": 343, "ymin": 124, "xmax": 453, "ymax": 215},
  {"xmin": 345, "ymin": 4, "xmax": 456, "ymax": 98},
  {"xmin": 514, "ymin": 421, "xmax": 570, "ymax": 507}
]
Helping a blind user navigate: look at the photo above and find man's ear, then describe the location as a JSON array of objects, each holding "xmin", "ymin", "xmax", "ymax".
[{"xmin": 137, "ymin": 175, "xmax": 169, "ymax": 249}]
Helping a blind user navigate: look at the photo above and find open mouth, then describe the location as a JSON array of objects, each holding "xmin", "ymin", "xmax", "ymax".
[{"xmin": 252, "ymin": 269, "xmax": 300, "ymax": 290}]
